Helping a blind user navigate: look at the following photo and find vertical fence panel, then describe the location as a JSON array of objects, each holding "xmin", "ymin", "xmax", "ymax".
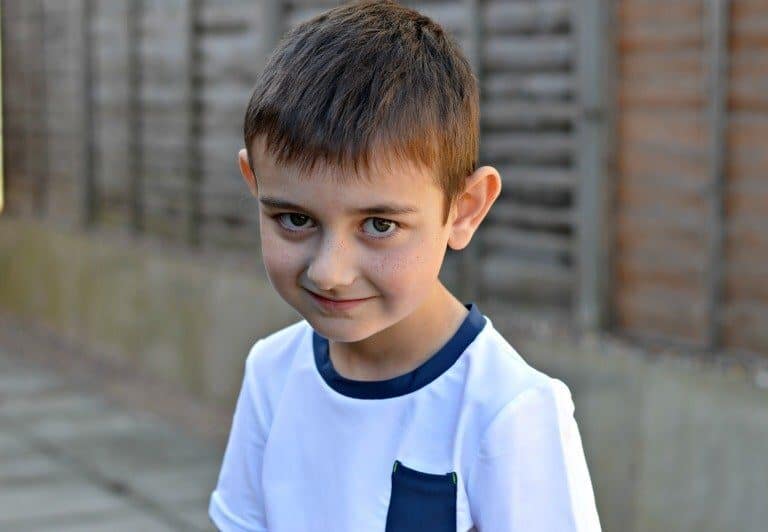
[
  {"xmin": 0, "ymin": 0, "xmax": 3, "ymax": 215},
  {"xmin": 2, "ymin": 1, "xmax": 43, "ymax": 215},
  {"xmin": 23, "ymin": 1, "xmax": 47, "ymax": 217},
  {"xmin": 187, "ymin": 0, "xmax": 203, "ymax": 247},
  {"xmin": 140, "ymin": 0, "xmax": 191, "ymax": 243},
  {"xmin": 127, "ymin": 0, "xmax": 143, "ymax": 233},
  {"xmin": 721, "ymin": 0, "xmax": 768, "ymax": 356},
  {"xmin": 197, "ymin": 0, "xmax": 269, "ymax": 250},
  {"xmin": 704, "ymin": 0, "xmax": 730, "ymax": 349},
  {"xmin": 263, "ymin": 0, "xmax": 284, "ymax": 54},
  {"xmin": 35, "ymin": 0, "xmax": 48, "ymax": 216},
  {"xmin": 477, "ymin": 0, "xmax": 578, "ymax": 308},
  {"xmin": 8, "ymin": 1, "xmax": 48, "ymax": 217},
  {"xmin": 611, "ymin": 0, "xmax": 710, "ymax": 346},
  {"xmin": 575, "ymin": 0, "xmax": 611, "ymax": 331},
  {"xmin": 608, "ymin": 0, "xmax": 768, "ymax": 357},
  {"xmin": 39, "ymin": 1, "xmax": 85, "ymax": 229},
  {"xmin": 90, "ymin": 0, "xmax": 134, "ymax": 230},
  {"xmin": 82, "ymin": 0, "xmax": 97, "ymax": 227}
]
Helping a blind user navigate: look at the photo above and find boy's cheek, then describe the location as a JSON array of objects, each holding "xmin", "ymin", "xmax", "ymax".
[
  {"xmin": 259, "ymin": 231, "xmax": 301, "ymax": 273},
  {"xmin": 262, "ymin": 244, "xmax": 300, "ymax": 275},
  {"xmin": 370, "ymin": 241, "xmax": 441, "ymax": 284}
]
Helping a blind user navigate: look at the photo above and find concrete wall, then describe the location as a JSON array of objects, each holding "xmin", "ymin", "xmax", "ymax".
[{"xmin": 1, "ymin": 217, "xmax": 767, "ymax": 531}]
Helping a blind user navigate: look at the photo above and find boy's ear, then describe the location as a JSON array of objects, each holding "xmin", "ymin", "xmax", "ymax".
[
  {"xmin": 238, "ymin": 148, "xmax": 258, "ymax": 197},
  {"xmin": 447, "ymin": 166, "xmax": 502, "ymax": 251}
]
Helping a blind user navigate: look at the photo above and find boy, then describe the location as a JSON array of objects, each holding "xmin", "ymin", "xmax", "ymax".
[{"xmin": 209, "ymin": 1, "xmax": 601, "ymax": 530}]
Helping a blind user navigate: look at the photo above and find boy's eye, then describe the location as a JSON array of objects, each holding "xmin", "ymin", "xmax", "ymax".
[
  {"xmin": 272, "ymin": 213, "xmax": 399, "ymax": 239},
  {"xmin": 275, "ymin": 213, "xmax": 315, "ymax": 231},
  {"xmin": 362, "ymin": 218, "xmax": 398, "ymax": 238}
]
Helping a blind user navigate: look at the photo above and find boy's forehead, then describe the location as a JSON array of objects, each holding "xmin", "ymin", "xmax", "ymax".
[{"xmin": 250, "ymin": 138, "xmax": 440, "ymax": 199}]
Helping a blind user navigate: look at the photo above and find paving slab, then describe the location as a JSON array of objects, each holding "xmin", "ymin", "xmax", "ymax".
[
  {"xmin": 0, "ymin": 335, "xmax": 222, "ymax": 531},
  {"xmin": 20, "ymin": 409, "xmax": 163, "ymax": 442},
  {"xmin": 177, "ymin": 499, "xmax": 218, "ymax": 532},
  {"xmin": 119, "ymin": 461, "xmax": 222, "ymax": 506},
  {"xmin": 0, "ymin": 432, "xmax": 27, "ymax": 456},
  {"xmin": 0, "ymin": 393, "xmax": 110, "ymax": 424},
  {"xmin": 60, "ymin": 424, "xmax": 222, "ymax": 480},
  {"xmin": 0, "ymin": 478, "xmax": 136, "ymax": 526},
  {"xmin": 0, "ymin": 371, "xmax": 63, "ymax": 396},
  {"xmin": 21, "ymin": 508, "xmax": 182, "ymax": 532},
  {"xmin": 0, "ymin": 452, "xmax": 80, "ymax": 484}
]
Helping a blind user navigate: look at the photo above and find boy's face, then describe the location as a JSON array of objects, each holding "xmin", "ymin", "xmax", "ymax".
[{"xmin": 240, "ymin": 141, "xmax": 457, "ymax": 344}]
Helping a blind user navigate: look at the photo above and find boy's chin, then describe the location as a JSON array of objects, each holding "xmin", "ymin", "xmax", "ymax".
[{"xmin": 304, "ymin": 315, "xmax": 378, "ymax": 343}]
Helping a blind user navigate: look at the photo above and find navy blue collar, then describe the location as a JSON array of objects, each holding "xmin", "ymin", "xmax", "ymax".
[{"xmin": 313, "ymin": 302, "xmax": 486, "ymax": 399}]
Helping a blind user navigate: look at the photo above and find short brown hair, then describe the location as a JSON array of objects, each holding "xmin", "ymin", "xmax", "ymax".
[{"xmin": 243, "ymin": 0, "xmax": 479, "ymax": 225}]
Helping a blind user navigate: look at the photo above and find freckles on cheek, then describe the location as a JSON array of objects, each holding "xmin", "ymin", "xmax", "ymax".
[{"xmin": 373, "ymin": 243, "xmax": 431, "ymax": 282}]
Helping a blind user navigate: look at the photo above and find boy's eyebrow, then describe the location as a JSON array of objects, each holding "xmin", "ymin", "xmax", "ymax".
[{"xmin": 259, "ymin": 196, "xmax": 419, "ymax": 216}]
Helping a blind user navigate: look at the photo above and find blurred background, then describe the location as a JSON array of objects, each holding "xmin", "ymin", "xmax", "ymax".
[{"xmin": 1, "ymin": 0, "xmax": 767, "ymax": 530}]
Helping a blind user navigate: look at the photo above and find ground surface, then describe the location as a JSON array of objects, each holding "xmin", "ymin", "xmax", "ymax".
[{"xmin": 0, "ymin": 313, "xmax": 225, "ymax": 531}]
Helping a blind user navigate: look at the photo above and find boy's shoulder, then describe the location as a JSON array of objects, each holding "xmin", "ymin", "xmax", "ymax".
[
  {"xmin": 465, "ymin": 317, "xmax": 574, "ymax": 425},
  {"xmin": 244, "ymin": 318, "xmax": 311, "ymax": 374},
  {"xmin": 237, "ymin": 318, "xmax": 311, "ymax": 421}
]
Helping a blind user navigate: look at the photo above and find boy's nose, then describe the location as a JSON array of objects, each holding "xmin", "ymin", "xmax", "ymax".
[{"xmin": 306, "ymin": 234, "xmax": 357, "ymax": 291}]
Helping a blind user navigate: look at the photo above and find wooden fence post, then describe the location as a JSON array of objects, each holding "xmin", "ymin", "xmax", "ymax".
[
  {"xmin": 575, "ymin": 0, "xmax": 612, "ymax": 331},
  {"xmin": 0, "ymin": 1, "xmax": 3, "ymax": 215},
  {"xmin": 704, "ymin": 0, "xmax": 730, "ymax": 350},
  {"xmin": 127, "ymin": 0, "xmax": 143, "ymax": 234},
  {"xmin": 81, "ymin": 0, "xmax": 97, "ymax": 228},
  {"xmin": 262, "ymin": 0, "xmax": 284, "ymax": 60},
  {"xmin": 187, "ymin": 0, "xmax": 203, "ymax": 247},
  {"xmin": 36, "ymin": 0, "xmax": 49, "ymax": 217}
]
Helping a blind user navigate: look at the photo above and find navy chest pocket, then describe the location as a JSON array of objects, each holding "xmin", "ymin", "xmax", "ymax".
[{"xmin": 384, "ymin": 459, "xmax": 457, "ymax": 532}]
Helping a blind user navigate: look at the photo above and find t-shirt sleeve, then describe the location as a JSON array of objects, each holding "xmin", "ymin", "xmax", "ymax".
[
  {"xmin": 466, "ymin": 378, "xmax": 602, "ymax": 532},
  {"xmin": 209, "ymin": 341, "xmax": 269, "ymax": 532}
]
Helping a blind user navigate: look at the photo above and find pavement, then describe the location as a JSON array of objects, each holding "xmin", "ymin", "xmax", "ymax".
[{"xmin": 0, "ymin": 325, "xmax": 225, "ymax": 531}]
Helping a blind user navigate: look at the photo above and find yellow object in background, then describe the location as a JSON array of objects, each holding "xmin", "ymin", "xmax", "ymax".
[{"xmin": 0, "ymin": 2, "xmax": 4, "ymax": 214}]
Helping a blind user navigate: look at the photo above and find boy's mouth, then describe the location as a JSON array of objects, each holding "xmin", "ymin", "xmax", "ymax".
[{"xmin": 305, "ymin": 290, "xmax": 375, "ymax": 311}]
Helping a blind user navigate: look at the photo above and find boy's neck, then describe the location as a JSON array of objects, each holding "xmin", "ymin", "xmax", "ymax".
[{"xmin": 327, "ymin": 283, "xmax": 470, "ymax": 382}]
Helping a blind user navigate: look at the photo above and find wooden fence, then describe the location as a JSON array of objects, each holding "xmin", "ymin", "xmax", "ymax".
[
  {"xmin": 1, "ymin": 0, "xmax": 610, "ymax": 333},
  {"xmin": 612, "ymin": 0, "xmax": 767, "ymax": 356},
  {"xmin": 5, "ymin": 0, "xmax": 765, "ymax": 357},
  {"xmin": 5, "ymin": 0, "xmax": 768, "ymax": 359}
]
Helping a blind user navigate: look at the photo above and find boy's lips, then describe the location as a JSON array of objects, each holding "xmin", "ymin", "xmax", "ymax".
[{"xmin": 305, "ymin": 290, "xmax": 375, "ymax": 311}]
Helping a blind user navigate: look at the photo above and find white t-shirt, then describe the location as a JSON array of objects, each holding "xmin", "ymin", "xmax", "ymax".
[{"xmin": 209, "ymin": 302, "xmax": 602, "ymax": 531}]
